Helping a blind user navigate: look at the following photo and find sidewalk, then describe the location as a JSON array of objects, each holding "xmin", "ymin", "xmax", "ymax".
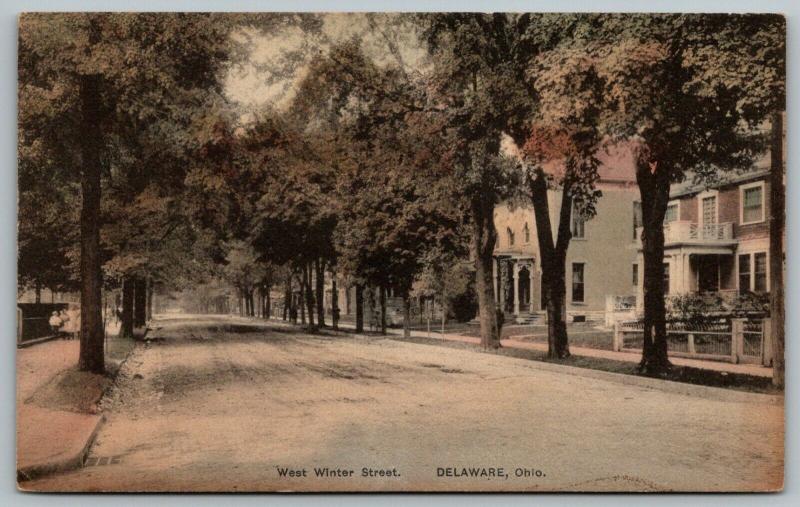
[
  {"xmin": 334, "ymin": 321, "xmax": 773, "ymax": 378},
  {"xmin": 17, "ymin": 339, "xmax": 108, "ymax": 481},
  {"xmin": 419, "ymin": 329, "xmax": 774, "ymax": 378}
]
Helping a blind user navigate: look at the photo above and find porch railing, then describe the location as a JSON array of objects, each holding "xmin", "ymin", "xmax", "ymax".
[{"xmin": 635, "ymin": 221, "xmax": 734, "ymax": 244}]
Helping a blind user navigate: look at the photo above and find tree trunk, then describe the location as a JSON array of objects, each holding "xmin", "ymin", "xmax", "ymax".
[
  {"xmin": 146, "ymin": 280, "xmax": 153, "ymax": 322},
  {"xmin": 266, "ymin": 286, "xmax": 272, "ymax": 320},
  {"xmin": 544, "ymin": 269, "xmax": 569, "ymax": 358},
  {"xmin": 637, "ymin": 162, "xmax": 672, "ymax": 374},
  {"xmin": 121, "ymin": 275, "xmax": 134, "ymax": 338},
  {"xmin": 315, "ymin": 259, "xmax": 325, "ymax": 327},
  {"xmin": 134, "ymin": 276, "xmax": 147, "ymax": 329},
  {"xmin": 403, "ymin": 293, "xmax": 411, "ymax": 339},
  {"xmin": 470, "ymin": 195, "xmax": 500, "ymax": 348},
  {"xmin": 331, "ymin": 272, "xmax": 339, "ymax": 331},
  {"xmin": 379, "ymin": 286, "xmax": 387, "ymax": 335},
  {"xmin": 529, "ymin": 173, "xmax": 571, "ymax": 358},
  {"xmin": 77, "ymin": 71, "xmax": 105, "ymax": 373},
  {"xmin": 769, "ymin": 110, "xmax": 785, "ymax": 388},
  {"xmin": 35, "ymin": 282, "xmax": 41, "ymax": 304},
  {"xmin": 355, "ymin": 283, "xmax": 364, "ymax": 333},
  {"xmin": 303, "ymin": 263, "xmax": 315, "ymax": 329},
  {"xmin": 283, "ymin": 275, "xmax": 291, "ymax": 321}
]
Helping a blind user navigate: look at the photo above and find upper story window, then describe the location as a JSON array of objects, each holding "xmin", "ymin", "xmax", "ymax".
[
  {"xmin": 523, "ymin": 223, "xmax": 530, "ymax": 243},
  {"xmin": 740, "ymin": 182, "xmax": 765, "ymax": 225},
  {"xmin": 571, "ymin": 203, "xmax": 585, "ymax": 239},
  {"xmin": 507, "ymin": 227, "xmax": 515, "ymax": 247},
  {"xmin": 664, "ymin": 201, "xmax": 679, "ymax": 223},
  {"xmin": 697, "ymin": 190, "xmax": 719, "ymax": 229}
]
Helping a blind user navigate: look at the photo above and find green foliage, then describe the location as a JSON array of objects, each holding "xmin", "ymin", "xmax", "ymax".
[
  {"xmin": 666, "ymin": 293, "xmax": 724, "ymax": 323},
  {"xmin": 730, "ymin": 291, "xmax": 770, "ymax": 317}
]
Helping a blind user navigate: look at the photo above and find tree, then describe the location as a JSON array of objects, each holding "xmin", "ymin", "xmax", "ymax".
[
  {"xmin": 517, "ymin": 47, "xmax": 606, "ymax": 358},
  {"xmin": 419, "ymin": 13, "xmax": 539, "ymax": 348},
  {"xmin": 19, "ymin": 13, "xmax": 236, "ymax": 371},
  {"xmin": 581, "ymin": 14, "xmax": 765, "ymax": 373}
]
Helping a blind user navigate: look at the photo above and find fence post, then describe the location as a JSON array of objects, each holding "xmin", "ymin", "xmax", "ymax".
[
  {"xmin": 762, "ymin": 318, "xmax": 773, "ymax": 367},
  {"xmin": 17, "ymin": 307, "xmax": 23, "ymax": 345},
  {"xmin": 731, "ymin": 318, "xmax": 745, "ymax": 364},
  {"xmin": 688, "ymin": 333, "xmax": 696, "ymax": 355},
  {"xmin": 613, "ymin": 321, "xmax": 622, "ymax": 352}
]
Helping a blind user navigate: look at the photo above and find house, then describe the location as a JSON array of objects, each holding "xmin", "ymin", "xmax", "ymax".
[
  {"xmin": 492, "ymin": 144, "xmax": 640, "ymax": 323},
  {"xmin": 634, "ymin": 160, "xmax": 772, "ymax": 308}
]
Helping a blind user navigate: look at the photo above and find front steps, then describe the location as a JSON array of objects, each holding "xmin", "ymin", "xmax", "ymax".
[{"xmin": 513, "ymin": 312, "xmax": 543, "ymax": 325}]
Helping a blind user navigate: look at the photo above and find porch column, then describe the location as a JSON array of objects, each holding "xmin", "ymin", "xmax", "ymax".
[
  {"xmin": 681, "ymin": 252, "xmax": 691, "ymax": 294},
  {"xmin": 513, "ymin": 261, "xmax": 520, "ymax": 316},
  {"xmin": 636, "ymin": 253, "xmax": 644, "ymax": 312},
  {"xmin": 492, "ymin": 258, "xmax": 499, "ymax": 304},
  {"xmin": 529, "ymin": 261, "xmax": 536, "ymax": 313},
  {"xmin": 498, "ymin": 261, "xmax": 505, "ymax": 309}
]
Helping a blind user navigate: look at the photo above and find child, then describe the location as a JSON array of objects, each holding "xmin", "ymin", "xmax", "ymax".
[{"xmin": 48, "ymin": 311, "xmax": 62, "ymax": 336}]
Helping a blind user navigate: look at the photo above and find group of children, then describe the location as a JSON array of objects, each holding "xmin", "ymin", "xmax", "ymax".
[{"xmin": 48, "ymin": 306, "xmax": 81, "ymax": 340}]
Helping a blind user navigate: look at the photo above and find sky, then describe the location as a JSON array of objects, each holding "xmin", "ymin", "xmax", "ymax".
[{"xmin": 223, "ymin": 13, "xmax": 428, "ymax": 119}]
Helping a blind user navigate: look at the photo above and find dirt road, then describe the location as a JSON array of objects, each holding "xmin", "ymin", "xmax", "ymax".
[{"xmin": 23, "ymin": 315, "xmax": 784, "ymax": 492}]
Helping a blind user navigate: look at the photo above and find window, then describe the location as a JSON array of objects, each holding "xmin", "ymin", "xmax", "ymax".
[
  {"xmin": 523, "ymin": 223, "xmax": 530, "ymax": 243},
  {"xmin": 738, "ymin": 252, "xmax": 768, "ymax": 293},
  {"xmin": 701, "ymin": 196, "xmax": 717, "ymax": 224},
  {"xmin": 738, "ymin": 254, "xmax": 751, "ymax": 292},
  {"xmin": 632, "ymin": 264, "xmax": 639, "ymax": 287},
  {"xmin": 571, "ymin": 263, "xmax": 585, "ymax": 303},
  {"xmin": 633, "ymin": 201, "xmax": 642, "ymax": 239},
  {"xmin": 663, "ymin": 263, "xmax": 670, "ymax": 294},
  {"xmin": 507, "ymin": 227, "xmax": 515, "ymax": 247},
  {"xmin": 741, "ymin": 183, "xmax": 765, "ymax": 224},
  {"xmin": 664, "ymin": 203, "xmax": 678, "ymax": 223},
  {"xmin": 754, "ymin": 252, "xmax": 767, "ymax": 292},
  {"xmin": 571, "ymin": 203, "xmax": 585, "ymax": 239}
]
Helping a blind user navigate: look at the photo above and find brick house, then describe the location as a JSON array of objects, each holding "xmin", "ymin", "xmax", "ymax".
[{"xmin": 633, "ymin": 159, "xmax": 772, "ymax": 309}]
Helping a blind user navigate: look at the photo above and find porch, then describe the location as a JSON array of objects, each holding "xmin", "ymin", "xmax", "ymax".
[
  {"xmin": 635, "ymin": 242, "xmax": 739, "ymax": 310},
  {"xmin": 493, "ymin": 253, "xmax": 540, "ymax": 322}
]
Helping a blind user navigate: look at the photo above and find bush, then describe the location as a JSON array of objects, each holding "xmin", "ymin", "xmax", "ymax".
[
  {"xmin": 730, "ymin": 291, "xmax": 769, "ymax": 317},
  {"xmin": 449, "ymin": 283, "xmax": 478, "ymax": 322},
  {"xmin": 666, "ymin": 293, "xmax": 723, "ymax": 323}
]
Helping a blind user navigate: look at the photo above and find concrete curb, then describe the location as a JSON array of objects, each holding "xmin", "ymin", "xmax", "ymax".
[
  {"xmin": 17, "ymin": 414, "xmax": 105, "ymax": 483},
  {"xmin": 389, "ymin": 332, "xmax": 784, "ymax": 406},
  {"xmin": 17, "ymin": 335, "xmax": 61, "ymax": 349}
]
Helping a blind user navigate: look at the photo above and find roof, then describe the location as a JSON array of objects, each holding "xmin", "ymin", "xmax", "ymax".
[
  {"xmin": 535, "ymin": 141, "xmax": 637, "ymax": 185},
  {"xmin": 669, "ymin": 154, "xmax": 770, "ymax": 198}
]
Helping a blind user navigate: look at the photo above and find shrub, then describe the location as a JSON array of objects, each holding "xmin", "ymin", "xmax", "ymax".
[
  {"xmin": 666, "ymin": 293, "xmax": 723, "ymax": 323},
  {"xmin": 730, "ymin": 291, "xmax": 770, "ymax": 317}
]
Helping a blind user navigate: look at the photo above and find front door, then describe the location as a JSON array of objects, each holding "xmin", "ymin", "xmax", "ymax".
[
  {"xmin": 697, "ymin": 255, "xmax": 720, "ymax": 293},
  {"xmin": 518, "ymin": 266, "xmax": 530, "ymax": 308}
]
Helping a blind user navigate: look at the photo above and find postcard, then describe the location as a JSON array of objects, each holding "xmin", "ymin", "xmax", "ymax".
[{"xmin": 16, "ymin": 12, "xmax": 785, "ymax": 492}]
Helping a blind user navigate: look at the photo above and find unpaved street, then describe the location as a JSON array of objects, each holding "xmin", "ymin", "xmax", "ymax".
[{"xmin": 24, "ymin": 315, "xmax": 784, "ymax": 492}]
